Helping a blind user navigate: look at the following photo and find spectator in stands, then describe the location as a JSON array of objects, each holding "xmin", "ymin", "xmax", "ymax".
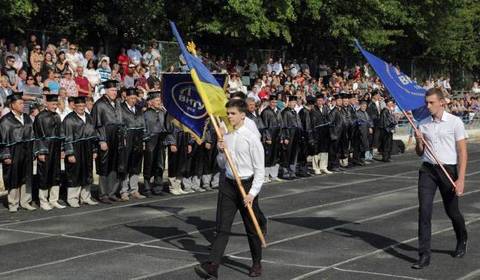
[
  {"xmin": 117, "ymin": 47, "xmax": 129, "ymax": 77},
  {"xmin": 40, "ymin": 52, "xmax": 56, "ymax": 80},
  {"xmin": 55, "ymin": 51, "xmax": 68, "ymax": 74},
  {"xmin": 2, "ymin": 55, "xmax": 18, "ymax": 89},
  {"xmin": 30, "ymin": 45, "xmax": 44, "ymax": 75},
  {"xmin": 65, "ymin": 44, "xmax": 83, "ymax": 72},
  {"xmin": 75, "ymin": 66, "xmax": 92, "ymax": 97},
  {"xmin": 44, "ymin": 69, "xmax": 61, "ymax": 94},
  {"xmin": 60, "ymin": 69, "xmax": 78, "ymax": 97},
  {"xmin": 127, "ymin": 43, "xmax": 142, "ymax": 66},
  {"xmin": 23, "ymin": 74, "xmax": 42, "ymax": 113}
]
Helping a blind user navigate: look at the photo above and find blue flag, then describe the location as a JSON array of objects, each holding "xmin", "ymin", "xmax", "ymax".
[
  {"xmin": 355, "ymin": 40, "xmax": 430, "ymax": 121},
  {"xmin": 162, "ymin": 73, "xmax": 227, "ymax": 139}
]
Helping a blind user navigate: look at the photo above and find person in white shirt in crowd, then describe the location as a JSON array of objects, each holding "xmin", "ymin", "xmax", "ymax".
[
  {"xmin": 272, "ymin": 58, "xmax": 283, "ymax": 75},
  {"xmin": 227, "ymin": 72, "xmax": 247, "ymax": 94},
  {"xmin": 127, "ymin": 43, "xmax": 143, "ymax": 66},
  {"xmin": 65, "ymin": 44, "xmax": 84, "ymax": 73}
]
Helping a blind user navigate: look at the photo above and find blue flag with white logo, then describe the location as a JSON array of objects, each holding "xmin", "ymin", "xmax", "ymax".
[
  {"xmin": 355, "ymin": 40, "xmax": 430, "ymax": 121},
  {"xmin": 162, "ymin": 73, "xmax": 227, "ymax": 139}
]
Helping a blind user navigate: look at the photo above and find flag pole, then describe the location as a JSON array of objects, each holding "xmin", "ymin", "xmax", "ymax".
[
  {"xmin": 210, "ymin": 116, "xmax": 267, "ymax": 248},
  {"xmin": 401, "ymin": 109, "xmax": 457, "ymax": 191}
]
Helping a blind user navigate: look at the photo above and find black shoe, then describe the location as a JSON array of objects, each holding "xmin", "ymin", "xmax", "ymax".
[
  {"xmin": 109, "ymin": 196, "xmax": 120, "ymax": 202},
  {"xmin": 411, "ymin": 255, "xmax": 430, "ymax": 269},
  {"xmin": 152, "ymin": 187, "xmax": 164, "ymax": 195},
  {"xmin": 248, "ymin": 263, "xmax": 262, "ymax": 277},
  {"xmin": 194, "ymin": 262, "xmax": 218, "ymax": 279},
  {"xmin": 453, "ymin": 240, "xmax": 467, "ymax": 258},
  {"xmin": 142, "ymin": 191, "xmax": 152, "ymax": 198},
  {"xmin": 99, "ymin": 196, "xmax": 112, "ymax": 204},
  {"xmin": 330, "ymin": 168, "xmax": 342, "ymax": 172}
]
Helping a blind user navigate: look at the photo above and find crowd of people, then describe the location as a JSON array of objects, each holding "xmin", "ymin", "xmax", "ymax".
[{"xmin": 0, "ymin": 35, "xmax": 477, "ymax": 213}]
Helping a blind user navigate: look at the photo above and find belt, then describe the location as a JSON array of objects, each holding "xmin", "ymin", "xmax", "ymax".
[
  {"xmin": 422, "ymin": 162, "xmax": 457, "ymax": 168},
  {"xmin": 226, "ymin": 175, "xmax": 253, "ymax": 182}
]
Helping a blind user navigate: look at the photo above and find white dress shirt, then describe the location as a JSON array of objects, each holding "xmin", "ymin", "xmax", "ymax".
[
  {"xmin": 13, "ymin": 112, "xmax": 24, "ymax": 125},
  {"xmin": 76, "ymin": 112, "xmax": 86, "ymax": 123},
  {"xmin": 218, "ymin": 125, "xmax": 265, "ymax": 198},
  {"xmin": 419, "ymin": 111, "xmax": 467, "ymax": 165}
]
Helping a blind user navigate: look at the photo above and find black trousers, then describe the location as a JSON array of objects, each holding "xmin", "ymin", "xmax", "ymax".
[
  {"xmin": 379, "ymin": 129, "xmax": 393, "ymax": 160},
  {"xmin": 209, "ymin": 177, "xmax": 266, "ymax": 264},
  {"xmin": 417, "ymin": 162, "xmax": 467, "ymax": 256}
]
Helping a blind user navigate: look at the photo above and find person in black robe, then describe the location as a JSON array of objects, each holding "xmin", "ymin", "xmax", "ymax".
[
  {"xmin": 0, "ymin": 92, "xmax": 36, "ymax": 212},
  {"xmin": 297, "ymin": 95, "xmax": 315, "ymax": 177},
  {"xmin": 328, "ymin": 94, "xmax": 345, "ymax": 172},
  {"xmin": 168, "ymin": 124, "xmax": 192, "ymax": 194},
  {"xmin": 197, "ymin": 120, "xmax": 220, "ymax": 191},
  {"xmin": 339, "ymin": 93, "xmax": 353, "ymax": 168},
  {"xmin": 33, "ymin": 94, "xmax": 66, "ymax": 210},
  {"xmin": 143, "ymin": 91, "xmax": 178, "ymax": 196},
  {"xmin": 378, "ymin": 99, "xmax": 398, "ymax": 162},
  {"xmin": 280, "ymin": 95, "xmax": 302, "ymax": 179},
  {"xmin": 260, "ymin": 94, "xmax": 282, "ymax": 182},
  {"xmin": 63, "ymin": 96, "xmax": 99, "ymax": 207},
  {"xmin": 91, "ymin": 80, "xmax": 123, "ymax": 204},
  {"xmin": 367, "ymin": 90, "xmax": 382, "ymax": 159},
  {"xmin": 311, "ymin": 93, "xmax": 332, "ymax": 174},
  {"xmin": 118, "ymin": 88, "xmax": 146, "ymax": 201},
  {"xmin": 352, "ymin": 100, "xmax": 373, "ymax": 165}
]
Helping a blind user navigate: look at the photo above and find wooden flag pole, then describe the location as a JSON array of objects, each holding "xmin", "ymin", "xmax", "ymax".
[
  {"xmin": 401, "ymin": 110, "xmax": 457, "ymax": 191},
  {"xmin": 209, "ymin": 115, "xmax": 267, "ymax": 248}
]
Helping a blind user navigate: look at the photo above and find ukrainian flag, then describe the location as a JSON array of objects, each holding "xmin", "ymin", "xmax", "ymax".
[{"xmin": 170, "ymin": 21, "xmax": 228, "ymax": 118}]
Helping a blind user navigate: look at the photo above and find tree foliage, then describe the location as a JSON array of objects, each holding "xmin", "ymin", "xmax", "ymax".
[{"xmin": 1, "ymin": 0, "xmax": 479, "ymax": 75}]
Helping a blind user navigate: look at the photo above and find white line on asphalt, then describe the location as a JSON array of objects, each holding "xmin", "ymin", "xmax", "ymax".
[
  {"xmin": 332, "ymin": 267, "xmax": 428, "ymax": 280},
  {"xmin": 290, "ymin": 215, "xmax": 480, "ymax": 280}
]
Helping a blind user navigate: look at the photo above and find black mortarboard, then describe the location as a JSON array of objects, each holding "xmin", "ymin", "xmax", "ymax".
[
  {"xmin": 45, "ymin": 94, "xmax": 59, "ymax": 102},
  {"xmin": 102, "ymin": 79, "xmax": 119, "ymax": 89},
  {"xmin": 73, "ymin": 96, "xmax": 86, "ymax": 104},
  {"xmin": 269, "ymin": 94, "xmax": 278, "ymax": 101},
  {"xmin": 306, "ymin": 95, "xmax": 316, "ymax": 105},
  {"xmin": 125, "ymin": 87, "xmax": 139, "ymax": 96},
  {"xmin": 315, "ymin": 93, "xmax": 325, "ymax": 99},
  {"xmin": 288, "ymin": 95, "xmax": 297, "ymax": 101},
  {"xmin": 42, "ymin": 87, "xmax": 51, "ymax": 92},
  {"xmin": 332, "ymin": 94, "xmax": 341, "ymax": 100},
  {"xmin": 7, "ymin": 92, "xmax": 23, "ymax": 103},
  {"xmin": 147, "ymin": 91, "xmax": 162, "ymax": 101}
]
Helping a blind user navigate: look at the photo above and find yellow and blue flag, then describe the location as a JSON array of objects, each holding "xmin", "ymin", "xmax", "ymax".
[
  {"xmin": 355, "ymin": 40, "xmax": 430, "ymax": 121},
  {"xmin": 169, "ymin": 21, "xmax": 228, "ymax": 118}
]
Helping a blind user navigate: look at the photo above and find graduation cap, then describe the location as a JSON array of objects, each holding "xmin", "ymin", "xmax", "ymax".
[
  {"xmin": 45, "ymin": 94, "xmax": 59, "ymax": 102},
  {"xmin": 7, "ymin": 92, "xmax": 23, "ymax": 103},
  {"xmin": 306, "ymin": 95, "xmax": 316, "ymax": 105},
  {"xmin": 287, "ymin": 95, "xmax": 297, "ymax": 102},
  {"xmin": 73, "ymin": 96, "xmax": 86, "ymax": 104},
  {"xmin": 102, "ymin": 79, "xmax": 119, "ymax": 89},
  {"xmin": 315, "ymin": 93, "xmax": 325, "ymax": 99},
  {"xmin": 42, "ymin": 87, "xmax": 51, "ymax": 92},
  {"xmin": 125, "ymin": 87, "xmax": 139, "ymax": 96},
  {"xmin": 332, "ymin": 94, "xmax": 341, "ymax": 100},
  {"xmin": 147, "ymin": 91, "xmax": 162, "ymax": 101},
  {"xmin": 268, "ymin": 94, "xmax": 278, "ymax": 101}
]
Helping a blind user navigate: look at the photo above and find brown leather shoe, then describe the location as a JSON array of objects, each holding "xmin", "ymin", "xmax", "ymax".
[
  {"xmin": 248, "ymin": 263, "xmax": 262, "ymax": 277},
  {"xmin": 194, "ymin": 262, "xmax": 218, "ymax": 279}
]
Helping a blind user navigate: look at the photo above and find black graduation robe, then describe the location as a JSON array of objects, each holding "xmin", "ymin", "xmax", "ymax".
[
  {"xmin": 143, "ymin": 108, "xmax": 174, "ymax": 180},
  {"xmin": 312, "ymin": 105, "xmax": 330, "ymax": 153},
  {"xmin": 280, "ymin": 107, "xmax": 302, "ymax": 167},
  {"xmin": 62, "ymin": 112, "xmax": 97, "ymax": 187},
  {"xmin": 91, "ymin": 95, "xmax": 123, "ymax": 176},
  {"xmin": 33, "ymin": 109, "xmax": 63, "ymax": 189},
  {"xmin": 260, "ymin": 106, "xmax": 282, "ymax": 167},
  {"xmin": 0, "ymin": 112, "xmax": 34, "ymax": 190},
  {"xmin": 118, "ymin": 102, "xmax": 145, "ymax": 175}
]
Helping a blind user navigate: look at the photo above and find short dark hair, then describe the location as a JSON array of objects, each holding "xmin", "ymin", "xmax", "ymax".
[
  {"xmin": 226, "ymin": 99, "xmax": 247, "ymax": 113},
  {"xmin": 425, "ymin": 87, "xmax": 445, "ymax": 100},
  {"xmin": 230, "ymin": 91, "xmax": 246, "ymax": 100}
]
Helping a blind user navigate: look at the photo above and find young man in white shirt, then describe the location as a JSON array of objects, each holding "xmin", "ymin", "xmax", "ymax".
[
  {"xmin": 412, "ymin": 87, "xmax": 468, "ymax": 269},
  {"xmin": 195, "ymin": 99, "xmax": 267, "ymax": 279}
]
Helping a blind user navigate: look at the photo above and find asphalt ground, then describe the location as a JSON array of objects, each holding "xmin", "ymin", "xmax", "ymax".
[{"xmin": 0, "ymin": 144, "xmax": 479, "ymax": 280}]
